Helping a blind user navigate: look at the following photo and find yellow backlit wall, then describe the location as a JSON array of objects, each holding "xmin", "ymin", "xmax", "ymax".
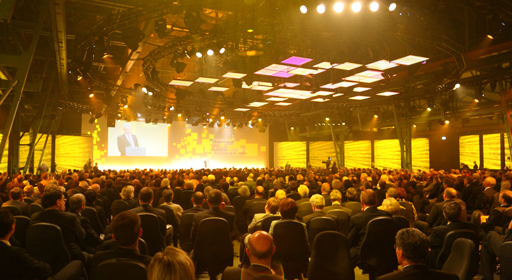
[
  {"xmin": 0, "ymin": 135, "xmax": 7, "ymax": 171},
  {"xmin": 55, "ymin": 135, "xmax": 93, "ymax": 171},
  {"xmin": 483, "ymin": 134, "xmax": 501, "ymax": 170},
  {"xmin": 274, "ymin": 142, "xmax": 306, "ymax": 168},
  {"xmin": 0, "ymin": 134, "xmax": 52, "ymax": 172},
  {"xmin": 374, "ymin": 139, "xmax": 401, "ymax": 170},
  {"xmin": 309, "ymin": 141, "xmax": 336, "ymax": 168},
  {"xmin": 460, "ymin": 135, "xmax": 480, "ymax": 168},
  {"xmin": 506, "ymin": 134, "xmax": 512, "ymax": 169},
  {"xmin": 412, "ymin": 138, "xmax": 430, "ymax": 171},
  {"xmin": 345, "ymin": 140, "xmax": 371, "ymax": 168}
]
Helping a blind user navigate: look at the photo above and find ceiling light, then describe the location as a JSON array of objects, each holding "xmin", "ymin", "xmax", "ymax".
[
  {"xmin": 219, "ymin": 47, "xmax": 226, "ymax": 54},
  {"xmin": 275, "ymin": 102, "xmax": 292, "ymax": 106},
  {"xmin": 234, "ymin": 108, "xmax": 250, "ymax": 111},
  {"xmin": 376, "ymin": 91, "xmax": 400, "ymax": 96},
  {"xmin": 445, "ymin": 120, "xmax": 450, "ymax": 124},
  {"xmin": 389, "ymin": 3, "xmax": 396, "ymax": 11},
  {"xmin": 300, "ymin": 5, "xmax": 307, "ymax": 14},
  {"xmin": 442, "ymin": 136, "xmax": 446, "ymax": 140},
  {"xmin": 89, "ymin": 93, "xmax": 94, "ymax": 98},
  {"xmin": 333, "ymin": 93, "xmax": 344, "ymax": 97},
  {"xmin": 427, "ymin": 107, "xmax": 432, "ymax": 111},
  {"xmin": 352, "ymin": 2, "xmax": 361, "ymax": 12},
  {"xmin": 196, "ymin": 52, "xmax": 203, "ymax": 58},
  {"xmin": 392, "ymin": 55, "xmax": 429, "ymax": 65},
  {"xmin": 333, "ymin": 62, "xmax": 362, "ymax": 70},
  {"xmin": 169, "ymin": 80, "xmax": 194, "ymax": 86},
  {"xmin": 487, "ymin": 34, "xmax": 494, "ymax": 39},
  {"xmin": 366, "ymin": 60, "xmax": 399, "ymax": 70},
  {"xmin": 208, "ymin": 87, "xmax": 229, "ymax": 92},
  {"xmin": 312, "ymin": 98, "xmax": 329, "ymax": 102},
  {"xmin": 374, "ymin": 115, "xmax": 378, "ymax": 118},
  {"xmin": 221, "ymin": 116, "xmax": 225, "ymax": 119},
  {"xmin": 354, "ymin": 87, "xmax": 371, "ymax": 92},
  {"xmin": 370, "ymin": 2, "xmax": 379, "ymax": 12},
  {"xmin": 317, "ymin": 4, "xmax": 325, "ymax": 13},
  {"xmin": 148, "ymin": 91, "xmax": 153, "ymax": 96},
  {"xmin": 195, "ymin": 77, "xmax": 218, "ymax": 83},
  {"xmin": 142, "ymin": 86, "xmax": 148, "ymax": 93},
  {"xmin": 349, "ymin": 95, "xmax": 370, "ymax": 100},
  {"xmin": 222, "ymin": 72, "xmax": 246, "ymax": 79},
  {"xmin": 123, "ymin": 105, "xmax": 128, "ymax": 108},
  {"xmin": 178, "ymin": 113, "xmax": 182, "ymax": 117},
  {"xmin": 474, "ymin": 99, "xmax": 479, "ymax": 103},
  {"xmin": 334, "ymin": 2, "xmax": 344, "ymax": 13},
  {"xmin": 454, "ymin": 83, "xmax": 460, "ymax": 90},
  {"xmin": 313, "ymin": 62, "xmax": 333, "ymax": 69},
  {"xmin": 207, "ymin": 49, "xmax": 214, "ymax": 56},
  {"xmin": 326, "ymin": 117, "xmax": 330, "ymax": 121}
]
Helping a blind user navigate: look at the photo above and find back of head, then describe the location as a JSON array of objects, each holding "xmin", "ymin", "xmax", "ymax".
[
  {"xmin": 443, "ymin": 201, "xmax": 462, "ymax": 222},
  {"xmin": 289, "ymin": 181, "xmax": 298, "ymax": 191},
  {"xmin": 238, "ymin": 185, "xmax": 250, "ymax": 197},
  {"xmin": 121, "ymin": 185, "xmax": 135, "ymax": 200},
  {"xmin": 161, "ymin": 178, "xmax": 170, "ymax": 188},
  {"xmin": 112, "ymin": 211, "xmax": 141, "ymax": 247},
  {"xmin": 24, "ymin": 185, "xmax": 34, "ymax": 197},
  {"xmin": 386, "ymin": 188, "xmax": 399, "ymax": 199},
  {"xmin": 330, "ymin": 189, "xmax": 342, "ymax": 202},
  {"xmin": 163, "ymin": 189, "xmax": 174, "ymax": 203},
  {"xmin": 444, "ymin": 187, "xmax": 457, "ymax": 199},
  {"xmin": 41, "ymin": 188, "xmax": 63, "ymax": 209},
  {"xmin": 255, "ymin": 186, "xmax": 264, "ymax": 196},
  {"xmin": 298, "ymin": 185, "xmax": 309, "ymax": 198},
  {"xmin": 484, "ymin": 176, "xmax": 497, "ymax": 188},
  {"xmin": 84, "ymin": 189, "xmax": 97, "ymax": 204},
  {"xmin": 208, "ymin": 174, "xmax": 215, "ymax": 183},
  {"xmin": 9, "ymin": 187, "xmax": 22, "ymax": 201},
  {"xmin": 501, "ymin": 190, "xmax": 512, "ymax": 205},
  {"xmin": 275, "ymin": 189, "xmax": 286, "ymax": 201},
  {"xmin": 247, "ymin": 231, "xmax": 275, "ymax": 261},
  {"xmin": 266, "ymin": 197, "xmax": 280, "ymax": 214},
  {"xmin": 279, "ymin": 198, "xmax": 298, "ymax": 219},
  {"xmin": 361, "ymin": 189, "xmax": 378, "ymax": 207},
  {"xmin": 192, "ymin": 192, "xmax": 204, "ymax": 205},
  {"xmin": 139, "ymin": 187, "xmax": 154, "ymax": 204},
  {"xmin": 380, "ymin": 197, "xmax": 401, "ymax": 215},
  {"xmin": 395, "ymin": 228, "xmax": 429, "ymax": 265},
  {"xmin": 310, "ymin": 194, "xmax": 325, "ymax": 209},
  {"xmin": 443, "ymin": 178, "xmax": 455, "ymax": 189},
  {"xmin": 321, "ymin": 182, "xmax": 331, "ymax": 193},
  {"xmin": 69, "ymin": 193, "xmax": 85, "ymax": 212},
  {"xmin": 0, "ymin": 208, "xmax": 15, "ymax": 238},
  {"xmin": 148, "ymin": 247, "xmax": 195, "ymax": 280},
  {"xmin": 208, "ymin": 189, "xmax": 223, "ymax": 206}
]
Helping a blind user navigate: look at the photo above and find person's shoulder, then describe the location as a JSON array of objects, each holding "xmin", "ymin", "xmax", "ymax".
[
  {"xmin": 429, "ymin": 269, "xmax": 459, "ymax": 280},
  {"xmin": 221, "ymin": 266, "xmax": 242, "ymax": 280},
  {"xmin": 376, "ymin": 270, "xmax": 405, "ymax": 280}
]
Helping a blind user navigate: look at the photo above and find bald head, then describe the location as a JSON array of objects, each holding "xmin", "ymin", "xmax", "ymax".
[
  {"xmin": 91, "ymin": 184, "xmax": 100, "ymax": 194},
  {"xmin": 255, "ymin": 186, "xmax": 264, "ymax": 197},
  {"xmin": 321, "ymin": 183, "xmax": 331, "ymax": 194},
  {"xmin": 444, "ymin": 187, "xmax": 457, "ymax": 200},
  {"xmin": 247, "ymin": 231, "xmax": 275, "ymax": 261}
]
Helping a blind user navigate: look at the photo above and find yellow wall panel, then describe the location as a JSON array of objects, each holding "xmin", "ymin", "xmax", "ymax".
[
  {"xmin": 345, "ymin": 140, "xmax": 371, "ymax": 168},
  {"xmin": 309, "ymin": 141, "xmax": 336, "ymax": 168},
  {"xmin": 460, "ymin": 135, "xmax": 480, "ymax": 168},
  {"xmin": 412, "ymin": 138, "xmax": 430, "ymax": 171},
  {"xmin": 55, "ymin": 136, "xmax": 93, "ymax": 172},
  {"xmin": 274, "ymin": 142, "xmax": 306, "ymax": 168},
  {"xmin": 374, "ymin": 139, "xmax": 401, "ymax": 170},
  {"xmin": 483, "ymin": 134, "xmax": 501, "ymax": 170}
]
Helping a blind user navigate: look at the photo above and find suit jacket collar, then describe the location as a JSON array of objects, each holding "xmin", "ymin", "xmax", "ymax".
[{"xmin": 402, "ymin": 264, "xmax": 428, "ymax": 272}]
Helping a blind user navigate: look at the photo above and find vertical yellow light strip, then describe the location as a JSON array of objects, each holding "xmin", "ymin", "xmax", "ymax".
[
  {"xmin": 412, "ymin": 138, "xmax": 430, "ymax": 171},
  {"xmin": 0, "ymin": 135, "xmax": 7, "ymax": 172},
  {"xmin": 344, "ymin": 140, "xmax": 371, "ymax": 168},
  {"xmin": 506, "ymin": 134, "xmax": 512, "ymax": 169},
  {"xmin": 274, "ymin": 142, "xmax": 306, "ymax": 168},
  {"xmin": 459, "ymin": 135, "xmax": 480, "ymax": 168},
  {"xmin": 309, "ymin": 141, "xmax": 336, "ymax": 168},
  {"xmin": 483, "ymin": 134, "xmax": 501, "ymax": 170},
  {"xmin": 374, "ymin": 139, "xmax": 401, "ymax": 170}
]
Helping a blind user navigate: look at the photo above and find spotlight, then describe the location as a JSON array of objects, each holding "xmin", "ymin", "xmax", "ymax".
[
  {"xmin": 342, "ymin": 122, "xmax": 345, "ymax": 125},
  {"xmin": 300, "ymin": 5, "xmax": 307, "ymax": 13},
  {"xmin": 203, "ymin": 125, "xmax": 207, "ymax": 128},
  {"xmin": 196, "ymin": 51, "xmax": 203, "ymax": 58},
  {"xmin": 374, "ymin": 115, "xmax": 378, "ymax": 118},
  {"xmin": 148, "ymin": 91, "xmax": 153, "ymax": 96},
  {"xmin": 453, "ymin": 83, "xmax": 460, "ymax": 90},
  {"xmin": 326, "ymin": 117, "xmax": 330, "ymax": 121},
  {"xmin": 258, "ymin": 118, "xmax": 262, "ymax": 122},
  {"xmin": 474, "ymin": 99, "xmax": 479, "ymax": 103},
  {"xmin": 89, "ymin": 93, "xmax": 94, "ymax": 98},
  {"xmin": 389, "ymin": 3, "xmax": 396, "ymax": 11},
  {"xmin": 334, "ymin": 2, "xmax": 344, "ymax": 13},
  {"xmin": 370, "ymin": 2, "xmax": 379, "ymax": 12},
  {"xmin": 120, "ymin": 96, "xmax": 128, "ymax": 106},
  {"xmin": 137, "ymin": 113, "xmax": 141, "ymax": 117},
  {"xmin": 184, "ymin": 7, "xmax": 204, "ymax": 35},
  {"xmin": 207, "ymin": 49, "xmax": 214, "ymax": 56},
  {"xmin": 121, "ymin": 27, "xmax": 145, "ymax": 50},
  {"xmin": 221, "ymin": 116, "xmax": 225, "ymax": 120},
  {"xmin": 487, "ymin": 34, "xmax": 494, "ymax": 39},
  {"xmin": 317, "ymin": 4, "xmax": 325, "ymax": 13},
  {"xmin": 142, "ymin": 87, "xmax": 148, "ymax": 93},
  {"xmin": 123, "ymin": 105, "xmax": 128, "ymax": 108},
  {"xmin": 291, "ymin": 127, "xmax": 294, "ymax": 130},
  {"xmin": 442, "ymin": 136, "xmax": 447, "ymax": 140},
  {"xmin": 352, "ymin": 2, "xmax": 361, "ymax": 12},
  {"xmin": 169, "ymin": 58, "xmax": 187, "ymax": 74},
  {"xmin": 178, "ymin": 113, "xmax": 182, "ymax": 117},
  {"xmin": 77, "ymin": 74, "xmax": 83, "ymax": 81},
  {"xmin": 219, "ymin": 47, "xmax": 226, "ymax": 54},
  {"xmin": 445, "ymin": 120, "xmax": 450, "ymax": 124},
  {"xmin": 413, "ymin": 124, "xmax": 416, "ymax": 127}
]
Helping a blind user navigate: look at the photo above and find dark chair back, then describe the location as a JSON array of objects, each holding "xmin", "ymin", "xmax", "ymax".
[
  {"xmin": 138, "ymin": 213, "xmax": 165, "ymax": 256},
  {"xmin": 111, "ymin": 200, "xmax": 129, "ymax": 218},
  {"xmin": 99, "ymin": 238, "xmax": 149, "ymax": 256},
  {"xmin": 442, "ymin": 238, "xmax": 475, "ymax": 280},
  {"xmin": 297, "ymin": 203, "xmax": 313, "ymax": 220},
  {"xmin": 180, "ymin": 190, "xmax": 194, "ymax": 210},
  {"xmin": 499, "ymin": 241, "xmax": 512, "ymax": 280},
  {"xmin": 273, "ymin": 220, "xmax": 310, "ymax": 279},
  {"xmin": 179, "ymin": 213, "xmax": 195, "ymax": 252},
  {"xmin": 172, "ymin": 188, "xmax": 183, "ymax": 205},
  {"xmin": 26, "ymin": 223, "xmax": 71, "ymax": 273},
  {"xmin": 393, "ymin": 215, "xmax": 410, "ymax": 230},
  {"xmin": 326, "ymin": 209, "xmax": 350, "ymax": 236},
  {"xmin": 247, "ymin": 201, "xmax": 267, "ymax": 224},
  {"xmin": 82, "ymin": 207, "xmax": 104, "ymax": 235},
  {"xmin": 14, "ymin": 215, "xmax": 30, "ymax": 248},
  {"xmin": 398, "ymin": 201, "xmax": 415, "ymax": 226},
  {"xmin": 232, "ymin": 196, "xmax": 248, "ymax": 217},
  {"xmin": 95, "ymin": 258, "xmax": 148, "ymax": 280},
  {"xmin": 3, "ymin": 205, "xmax": 21, "ymax": 216},
  {"xmin": 104, "ymin": 188, "xmax": 117, "ymax": 206},
  {"xmin": 360, "ymin": 217, "xmax": 399, "ymax": 279},
  {"xmin": 29, "ymin": 203, "xmax": 43, "ymax": 216},
  {"xmin": 344, "ymin": 201, "xmax": 362, "ymax": 216},
  {"xmin": 158, "ymin": 205, "xmax": 180, "ymax": 246},
  {"xmin": 260, "ymin": 215, "xmax": 281, "ymax": 232},
  {"xmin": 308, "ymin": 231, "xmax": 354, "ymax": 280},
  {"xmin": 436, "ymin": 229, "xmax": 479, "ymax": 276},
  {"xmin": 224, "ymin": 205, "xmax": 236, "ymax": 214},
  {"xmin": 194, "ymin": 217, "xmax": 233, "ymax": 276},
  {"xmin": 308, "ymin": 217, "xmax": 337, "ymax": 246}
]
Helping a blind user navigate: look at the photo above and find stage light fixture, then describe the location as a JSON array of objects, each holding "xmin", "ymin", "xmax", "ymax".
[
  {"xmin": 453, "ymin": 83, "xmax": 460, "ymax": 90},
  {"xmin": 474, "ymin": 99, "xmax": 479, "ymax": 103},
  {"xmin": 334, "ymin": 2, "xmax": 344, "ymax": 12},
  {"xmin": 142, "ymin": 87, "xmax": 148, "ymax": 93},
  {"xmin": 145, "ymin": 117, "xmax": 151, "ymax": 124},
  {"xmin": 317, "ymin": 4, "xmax": 325, "ymax": 13},
  {"xmin": 374, "ymin": 114, "xmax": 378, "ymax": 118},
  {"xmin": 291, "ymin": 127, "xmax": 294, "ymax": 130},
  {"xmin": 487, "ymin": 34, "xmax": 494, "ymax": 39},
  {"xmin": 155, "ymin": 18, "xmax": 167, "ymax": 39},
  {"xmin": 178, "ymin": 113, "xmax": 182, "ymax": 117},
  {"xmin": 148, "ymin": 91, "xmax": 153, "ymax": 96},
  {"xmin": 389, "ymin": 3, "xmax": 396, "ymax": 11},
  {"xmin": 121, "ymin": 27, "xmax": 145, "ymax": 50},
  {"xmin": 352, "ymin": 2, "xmax": 361, "ymax": 12},
  {"xmin": 427, "ymin": 107, "xmax": 432, "ymax": 111},
  {"xmin": 300, "ymin": 5, "xmax": 307, "ymax": 13},
  {"xmin": 196, "ymin": 51, "xmax": 203, "ymax": 58},
  {"xmin": 89, "ymin": 93, "xmax": 94, "ymax": 98},
  {"xmin": 170, "ymin": 57, "xmax": 187, "ymax": 74},
  {"xmin": 326, "ymin": 117, "xmax": 330, "ymax": 121},
  {"xmin": 445, "ymin": 120, "xmax": 450, "ymax": 124},
  {"xmin": 221, "ymin": 116, "xmax": 225, "ymax": 120},
  {"xmin": 370, "ymin": 2, "xmax": 379, "ymax": 11},
  {"xmin": 442, "ymin": 136, "xmax": 446, "ymax": 140},
  {"xmin": 207, "ymin": 49, "xmax": 214, "ymax": 56},
  {"xmin": 219, "ymin": 47, "xmax": 226, "ymax": 54},
  {"xmin": 120, "ymin": 96, "xmax": 128, "ymax": 106},
  {"xmin": 413, "ymin": 124, "xmax": 416, "ymax": 127}
]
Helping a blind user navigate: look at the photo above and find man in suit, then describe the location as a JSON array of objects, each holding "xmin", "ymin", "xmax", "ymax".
[
  {"xmin": 295, "ymin": 185, "xmax": 310, "ymax": 205},
  {"xmin": 23, "ymin": 185, "xmax": 36, "ymax": 205},
  {"xmin": 478, "ymin": 176, "xmax": 498, "ymax": 215},
  {"xmin": 222, "ymin": 231, "xmax": 283, "ymax": 280},
  {"xmin": 378, "ymin": 228, "xmax": 458, "ymax": 280},
  {"xmin": 303, "ymin": 194, "xmax": 328, "ymax": 227},
  {"xmin": 30, "ymin": 187, "xmax": 87, "ymax": 262},
  {"xmin": 183, "ymin": 192, "xmax": 208, "ymax": 216},
  {"xmin": 244, "ymin": 174, "xmax": 256, "ymax": 193},
  {"xmin": 428, "ymin": 201, "xmax": 476, "ymax": 268},
  {"xmin": 320, "ymin": 183, "xmax": 332, "ymax": 206},
  {"xmin": 348, "ymin": 189, "xmax": 392, "ymax": 267},
  {"xmin": 2, "ymin": 187, "xmax": 29, "ymax": 216},
  {"xmin": 190, "ymin": 189, "xmax": 235, "ymax": 243},
  {"xmin": 242, "ymin": 186, "xmax": 267, "ymax": 224},
  {"xmin": 117, "ymin": 122, "xmax": 139, "ymax": 156},
  {"xmin": 0, "ymin": 208, "xmax": 53, "ymax": 280},
  {"xmin": 324, "ymin": 189, "xmax": 352, "ymax": 216},
  {"xmin": 91, "ymin": 211, "xmax": 152, "ymax": 278},
  {"xmin": 84, "ymin": 189, "xmax": 107, "ymax": 229},
  {"xmin": 69, "ymin": 193, "xmax": 102, "ymax": 253},
  {"xmin": 481, "ymin": 190, "xmax": 512, "ymax": 233},
  {"xmin": 90, "ymin": 184, "xmax": 110, "ymax": 223},
  {"xmin": 130, "ymin": 187, "xmax": 167, "ymax": 237},
  {"xmin": 286, "ymin": 181, "xmax": 301, "ymax": 201},
  {"xmin": 248, "ymin": 197, "xmax": 280, "ymax": 233},
  {"xmin": 480, "ymin": 217, "xmax": 512, "ymax": 280}
]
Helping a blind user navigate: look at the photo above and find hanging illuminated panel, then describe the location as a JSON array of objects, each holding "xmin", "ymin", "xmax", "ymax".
[
  {"xmin": 412, "ymin": 138, "xmax": 430, "ymax": 171},
  {"xmin": 374, "ymin": 139, "xmax": 401, "ymax": 170},
  {"xmin": 483, "ymin": 134, "xmax": 501, "ymax": 170},
  {"xmin": 309, "ymin": 141, "xmax": 336, "ymax": 168},
  {"xmin": 459, "ymin": 135, "xmax": 480, "ymax": 168},
  {"xmin": 345, "ymin": 140, "xmax": 371, "ymax": 168},
  {"xmin": 274, "ymin": 142, "xmax": 306, "ymax": 168},
  {"xmin": 55, "ymin": 136, "xmax": 93, "ymax": 171}
]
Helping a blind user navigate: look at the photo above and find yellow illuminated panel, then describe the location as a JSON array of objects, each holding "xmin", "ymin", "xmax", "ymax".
[
  {"xmin": 345, "ymin": 140, "xmax": 371, "ymax": 168},
  {"xmin": 412, "ymin": 138, "xmax": 430, "ymax": 171},
  {"xmin": 55, "ymin": 136, "xmax": 93, "ymax": 171},
  {"xmin": 459, "ymin": 135, "xmax": 480, "ymax": 168},
  {"xmin": 483, "ymin": 134, "xmax": 500, "ymax": 170},
  {"xmin": 374, "ymin": 139, "xmax": 401, "ymax": 170},
  {"xmin": 274, "ymin": 142, "xmax": 306, "ymax": 168},
  {"xmin": 309, "ymin": 141, "xmax": 336, "ymax": 168}
]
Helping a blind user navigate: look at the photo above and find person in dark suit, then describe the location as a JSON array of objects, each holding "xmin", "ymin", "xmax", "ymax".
[
  {"xmin": 242, "ymin": 186, "xmax": 267, "ymax": 224},
  {"xmin": 295, "ymin": 185, "xmax": 310, "ymax": 205},
  {"xmin": 183, "ymin": 192, "xmax": 208, "ymax": 216},
  {"xmin": 0, "ymin": 208, "xmax": 53, "ymax": 280},
  {"xmin": 348, "ymin": 189, "xmax": 392, "ymax": 267},
  {"xmin": 222, "ymin": 231, "xmax": 283, "ymax": 280},
  {"xmin": 303, "ymin": 194, "xmax": 328, "ymax": 227},
  {"xmin": 477, "ymin": 177, "xmax": 498, "ymax": 215},
  {"xmin": 84, "ymin": 189, "xmax": 107, "ymax": 229},
  {"xmin": 2, "ymin": 187, "xmax": 29, "ymax": 216},
  {"xmin": 91, "ymin": 211, "xmax": 152, "ymax": 278},
  {"xmin": 69, "ymin": 193, "xmax": 102, "ymax": 254},
  {"xmin": 320, "ymin": 183, "xmax": 332, "ymax": 206},
  {"xmin": 121, "ymin": 185, "xmax": 139, "ymax": 209},
  {"xmin": 324, "ymin": 189, "xmax": 352, "ymax": 216},
  {"xmin": 191, "ymin": 189, "xmax": 235, "ymax": 243},
  {"xmin": 117, "ymin": 122, "xmax": 140, "ymax": 156},
  {"xmin": 481, "ymin": 190, "xmax": 512, "ymax": 232},
  {"xmin": 23, "ymin": 185, "xmax": 36, "ymax": 205},
  {"xmin": 480, "ymin": 218, "xmax": 512, "ymax": 280},
  {"xmin": 428, "ymin": 201, "xmax": 476, "ymax": 268},
  {"xmin": 247, "ymin": 198, "xmax": 280, "ymax": 233},
  {"xmin": 473, "ymin": 161, "xmax": 479, "ymax": 171},
  {"xmin": 30, "ymin": 187, "xmax": 86, "ymax": 262},
  {"xmin": 286, "ymin": 181, "xmax": 301, "ymax": 201},
  {"xmin": 130, "ymin": 187, "xmax": 167, "ymax": 237},
  {"xmin": 377, "ymin": 228, "xmax": 458, "ymax": 280}
]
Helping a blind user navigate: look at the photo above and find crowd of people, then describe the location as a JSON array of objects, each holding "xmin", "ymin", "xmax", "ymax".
[{"xmin": 0, "ymin": 165, "xmax": 510, "ymax": 279}]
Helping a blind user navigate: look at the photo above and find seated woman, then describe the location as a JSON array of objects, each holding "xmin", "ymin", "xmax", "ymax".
[
  {"xmin": 268, "ymin": 198, "xmax": 307, "ymax": 240},
  {"xmin": 121, "ymin": 185, "xmax": 139, "ymax": 209},
  {"xmin": 378, "ymin": 197, "xmax": 403, "ymax": 216},
  {"xmin": 248, "ymin": 197, "xmax": 280, "ymax": 234},
  {"xmin": 147, "ymin": 246, "xmax": 195, "ymax": 280}
]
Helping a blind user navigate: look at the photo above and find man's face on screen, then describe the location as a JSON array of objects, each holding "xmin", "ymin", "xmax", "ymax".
[{"xmin": 124, "ymin": 124, "xmax": 131, "ymax": 134}]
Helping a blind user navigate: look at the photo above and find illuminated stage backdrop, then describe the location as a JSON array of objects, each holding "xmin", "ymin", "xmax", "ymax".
[
  {"xmin": 374, "ymin": 139, "xmax": 401, "ymax": 170},
  {"xmin": 345, "ymin": 140, "xmax": 371, "ymax": 168},
  {"xmin": 309, "ymin": 141, "xmax": 336, "ymax": 168},
  {"xmin": 483, "ymin": 134, "xmax": 501, "ymax": 170},
  {"xmin": 506, "ymin": 134, "xmax": 512, "ymax": 169},
  {"xmin": 412, "ymin": 138, "xmax": 430, "ymax": 171},
  {"xmin": 274, "ymin": 142, "xmax": 306, "ymax": 168},
  {"xmin": 55, "ymin": 135, "xmax": 93, "ymax": 171},
  {"xmin": 459, "ymin": 135, "xmax": 480, "ymax": 168}
]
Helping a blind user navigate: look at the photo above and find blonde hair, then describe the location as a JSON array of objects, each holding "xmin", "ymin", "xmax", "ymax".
[
  {"xmin": 147, "ymin": 247, "xmax": 195, "ymax": 280},
  {"xmin": 380, "ymin": 197, "xmax": 401, "ymax": 215},
  {"xmin": 121, "ymin": 185, "xmax": 134, "ymax": 200},
  {"xmin": 275, "ymin": 189, "xmax": 286, "ymax": 201}
]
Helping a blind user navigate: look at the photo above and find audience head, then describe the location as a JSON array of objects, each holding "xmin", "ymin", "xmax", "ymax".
[
  {"xmin": 443, "ymin": 178, "xmax": 455, "ymax": 189},
  {"xmin": 207, "ymin": 189, "xmax": 223, "ymax": 207},
  {"xmin": 275, "ymin": 189, "xmax": 286, "ymax": 201},
  {"xmin": 41, "ymin": 188, "xmax": 65, "ymax": 210},
  {"xmin": 395, "ymin": 228, "xmax": 429, "ymax": 266},
  {"xmin": 9, "ymin": 187, "xmax": 22, "ymax": 201},
  {"xmin": 161, "ymin": 178, "xmax": 170, "ymax": 188},
  {"xmin": 0, "ymin": 208, "xmax": 15, "ymax": 240},
  {"xmin": 345, "ymin": 187, "xmax": 358, "ymax": 201},
  {"xmin": 265, "ymin": 197, "xmax": 280, "ymax": 214},
  {"xmin": 23, "ymin": 185, "xmax": 34, "ymax": 197},
  {"xmin": 501, "ymin": 181, "xmax": 511, "ymax": 191},
  {"xmin": 255, "ymin": 186, "xmax": 264, "ymax": 197},
  {"xmin": 310, "ymin": 194, "xmax": 325, "ymax": 210},
  {"xmin": 112, "ymin": 211, "xmax": 142, "ymax": 247},
  {"xmin": 139, "ymin": 187, "xmax": 154, "ymax": 204},
  {"xmin": 147, "ymin": 247, "xmax": 195, "ymax": 280},
  {"xmin": 332, "ymin": 179, "xmax": 342, "ymax": 191},
  {"xmin": 69, "ymin": 193, "xmax": 86, "ymax": 212},
  {"xmin": 484, "ymin": 176, "xmax": 496, "ymax": 189},
  {"xmin": 84, "ymin": 189, "xmax": 97, "ymax": 205},
  {"xmin": 90, "ymin": 183, "xmax": 101, "ymax": 194},
  {"xmin": 207, "ymin": 174, "xmax": 215, "ymax": 183},
  {"xmin": 443, "ymin": 187, "xmax": 457, "ymax": 200},
  {"xmin": 321, "ymin": 182, "xmax": 331, "ymax": 193},
  {"xmin": 500, "ymin": 190, "xmax": 512, "ymax": 205},
  {"xmin": 386, "ymin": 188, "xmax": 399, "ymax": 199},
  {"xmin": 379, "ymin": 197, "xmax": 401, "ymax": 215},
  {"xmin": 247, "ymin": 231, "xmax": 276, "ymax": 264},
  {"xmin": 329, "ymin": 189, "xmax": 342, "ymax": 203},
  {"xmin": 163, "ymin": 189, "xmax": 174, "ymax": 203},
  {"xmin": 443, "ymin": 201, "xmax": 462, "ymax": 222},
  {"xmin": 298, "ymin": 185, "xmax": 309, "ymax": 198},
  {"xmin": 192, "ymin": 192, "xmax": 205, "ymax": 206},
  {"xmin": 238, "ymin": 185, "xmax": 250, "ymax": 197},
  {"xmin": 121, "ymin": 185, "xmax": 135, "ymax": 200},
  {"xmin": 360, "ymin": 189, "xmax": 378, "ymax": 207},
  {"xmin": 279, "ymin": 198, "xmax": 298, "ymax": 219}
]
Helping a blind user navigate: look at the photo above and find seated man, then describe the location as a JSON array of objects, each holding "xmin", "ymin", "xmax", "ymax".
[
  {"xmin": 303, "ymin": 194, "xmax": 328, "ymax": 227},
  {"xmin": 161, "ymin": 189, "xmax": 183, "ymax": 223},
  {"xmin": 248, "ymin": 197, "xmax": 280, "ymax": 234},
  {"xmin": 69, "ymin": 193, "xmax": 102, "ymax": 253},
  {"xmin": 479, "ymin": 216, "xmax": 512, "ymax": 279},
  {"xmin": 23, "ymin": 185, "xmax": 36, "ymax": 205},
  {"xmin": 0, "ymin": 208, "xmax": 52, "ymax": 279},
  {"xmin": 191, "ymin": 189, "xmax": 235, "ymax": 243},
  {"xmin": 222, "ymin": 231, "xmax": 283, "ymax": 280},
  {"xmin": 481, "ymin": 190, "xmax": 512, "ymax": 233},
  {"xmin": 378, "ymin": 228, "xmax": 458, "ymax": 280},
  {"xmin": 182, "ymin": 191, "xmax": 207, "ymax": 215},
  {"xmin": 323, "ymin": 189, "xmax": 352, "ymax": 216},
  {"xmin": 84, "ymin": 189, "xmax": 107, "ymax": 229},
  {"xmin": 91, "ymin": 211, "xmax": 152, "ymax": 278},
  {"xmin": 130, "ymin": 187, "xmax": 167, "ymax": 237},
  {"xmin": 2, "ymin": 187, "xmax": 29, "ymax": 216}
]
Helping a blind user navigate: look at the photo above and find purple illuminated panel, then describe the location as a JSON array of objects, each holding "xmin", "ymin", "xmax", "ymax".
[
  {"xmin": 272, "ymin": 72, "xmax": 295, "ymax": 78},
  {"xmin": 281, "ymin": 56, "xmax": 313, "ymax": 66}
]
